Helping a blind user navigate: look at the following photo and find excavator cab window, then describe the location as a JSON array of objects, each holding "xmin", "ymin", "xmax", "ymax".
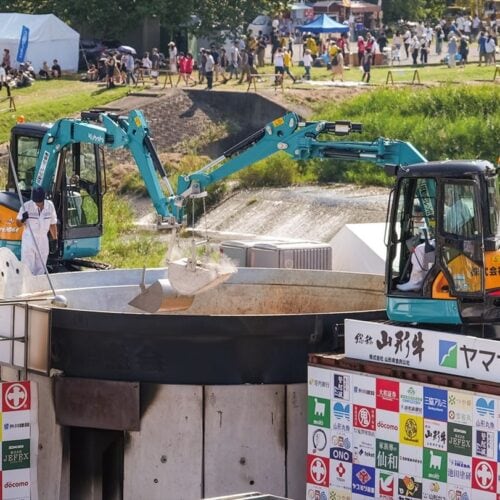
[
  {"xmin": 487, "ymin": 176, "xmax": 499, "ymax": 238},
  {"xmin": 438, "ymin": 180, "xmax": 483, "ymax": 294},
  {"xmin": 60, "ymin": 143, "xmax": 101, "ymax": 229},
  {"xmin": 388, "ymin": 177, "xmax": 437, "ymax": 291},
  {"xmin": 15, "ymin": 136, "xmax": 41, "ymax": 193}
]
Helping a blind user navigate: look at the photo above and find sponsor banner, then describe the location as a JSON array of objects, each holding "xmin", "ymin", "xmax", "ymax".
[
  {"xmin": 400, "ymin": 414, "xmax": 423, "ymax": 447},
  {"xmin": 446, "ymin": 484, "xmax": 472, "ymax": 500},
  {"xmin": 376, "ymin": 469, "xmax": 396, "ymax": 499},
  {"xmin": 307, "ymin": 454, "xmax": 329, "ymax": 487},
  {"xmin": 308, "ymin": 426, "xmax": 329, "ymax": 457},
  {"xmin": 447, "ymin": 453, "xmax": 472, "ymax": 487},
  {"xmin": 308, "ymin": 396, "xmax": 330, "ymax": 428},
  {"xmin": 422, "ymin": 478, "xmax": 447, "ymax": 500},
  {"xmin": 474, "ymin": 429, "xmax": 495, "ymax": 459},
  {"xmin": 2, "ymin": 411, "xmax": 31, "ymax": 441},
  {"xmin": 376, "ymin": 378, "xmax": 399, "ymax": 412},
  {"xmin": 307, "ymin": 366, "xmax": 500, "ymax": 497},
  {"xmin": 471, "ymin": 457, "xmax": 497, "ymax": 493},
  {"xmin": 376, "ymin": 409, "xmax": 399, "ymax": 442},
  {"xmin": 447, "ymin": 422, "xmax": 473, "ymax": 457},
  {"xmin": 0, "ymin": 381, "xmax": 38, "ymax": 500},
  {"xmin": 422, "ymin": 448, "xmax": 447, "ymax": 482},
  {"xmin": 352, "ymin": 375, "xmax": 375, "ymax": 406},
  {"xmin": 353, "ymin": 405, "xmax": 375, "ymax": 432},
  {"xmin": 2, "ymin": 439, "xmax": 30, "ymax": 471},
  {"xmin": 352, "ymin": 433, "xmax": 376, "ymax": 467},
  {"xmin": 331, "ymin": 400, "xmax": 351, "ymax": 434},
  {"xmin": 331, "ymin": 431, "xmax": 352, "ymax": 457},
  {"xmin": 398, "ymin": 444, "xmax": 423, "ymax": 476},
  {"xmin": 448, "ymin": 391, "xmax": 473, "ymax": 426},
  {"xmin": 16, "ymin": 26, "xmax": 30, "ymax": 63},
  {"xmin": 397, "ymin": 474, "xmax": 423, "ymax": 499},
  {"xmin": 400, "ymin": 383, "xmax": 423, "ymax": 416},
  {"xmin": 306, "ymin": 484, "xmax": 329, "ymax": 500},
  {"xmin": 308, "ymin": 366, "xmax": 331, "ymax": 399},
  {"xmin": 333, "ymin": 373, "xmax": 351, "ymax": 401},
  {"xmin": 329, "ymin": 458, "xmax": 352, "ymax": 491},
  {"xmin": 375, "ymin": 439, "xmax": 399, "ymax": 473},
  {"xmin": 329, "ymin": 487, "xmax": 350, "ymax": 500},
  {"xmin": 474, "ymin": 395, "xmax": 495, "ymax": 430},
  {"xmin": 345, "ymin": 319, "xmax": 500, "ymax": 383},
  {"xmin": 330, "ymin": 446, "xmax": 352, "ymax": 463},
  {"xmin": 424, "ymin": 387, "xmax": 448, "ymax": 422},
  {"xmin": 352, "ymin": 464, "xmax": 375, "ymax": 497},
  {"xmin": 2, "ymin": 382, "xmax": 31, "ymax": 412},
  {"xmin": 424, "ymin": 419, "xmax": 447, "ymax": 451},
  {"xmin": 3, "ymin": 468, "xmax": 31, "ymax": 499}
]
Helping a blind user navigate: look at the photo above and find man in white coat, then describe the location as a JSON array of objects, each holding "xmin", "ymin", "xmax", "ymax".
[{"xmin": 16, "ymin": 186, "xmax": 57, "ymax": 275}]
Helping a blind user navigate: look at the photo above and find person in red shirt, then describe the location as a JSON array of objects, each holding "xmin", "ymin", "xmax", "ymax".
[
  {"xmin": 357, "ymin": 36, "xmax": 365, "ymax": 66},
  {"xmin": 176, "ymin": 52, "xmax": 195, "ymax": 87}
]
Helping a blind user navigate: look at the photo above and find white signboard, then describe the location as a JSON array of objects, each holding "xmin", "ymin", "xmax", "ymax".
[{"xmin": 345, "ymin": 319, "xmax": 500, "ymax": 383}]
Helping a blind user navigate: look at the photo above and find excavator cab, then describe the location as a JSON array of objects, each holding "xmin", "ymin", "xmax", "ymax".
[
  {"xmin": 4, "ymin": 123, "xmax": 105, "ymax": 267},
  {"xmin": 386, "ymin": 160, "xmax": 499, "ymax": 327}
]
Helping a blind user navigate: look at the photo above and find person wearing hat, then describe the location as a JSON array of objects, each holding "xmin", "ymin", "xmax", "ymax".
[
  {"xmin": 168, "ymin": 42, "xmax": 178, "ymax": 74},
  {"xmin": 16, "ymin": 186, "xmax": 58, "ymax": 275}
]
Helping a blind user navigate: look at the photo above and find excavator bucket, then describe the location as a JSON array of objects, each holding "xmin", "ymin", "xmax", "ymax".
[
  {"xmin": 167, "ymin": 258, "xmax": 237, "ymax": 296},
  {"xmin": 128, "ymin": 279, "xmax": 195, "ymax": 313}
]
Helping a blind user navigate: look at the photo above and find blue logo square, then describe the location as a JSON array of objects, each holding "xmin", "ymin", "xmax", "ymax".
[
  {"xmin": 423, "ymin": 386, "xmax": 448, "ymax": 421},
  {"xmin": 352, "ymin": 464, "xmax": 375, "ymax": 497}
]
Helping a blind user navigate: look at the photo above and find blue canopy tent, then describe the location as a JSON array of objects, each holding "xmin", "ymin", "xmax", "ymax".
[{"xmin": 297, "ymin": 14, "xmax": 349, "ymax": 33}]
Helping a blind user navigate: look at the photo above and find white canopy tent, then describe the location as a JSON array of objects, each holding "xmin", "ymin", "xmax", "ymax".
[
  {"xmin": 0, "ymin": 13, "xmax": 79, "ymax": 72},
  {"xmin": 329, "ymin": 223, "xmax": 387, "ymax": 275}
]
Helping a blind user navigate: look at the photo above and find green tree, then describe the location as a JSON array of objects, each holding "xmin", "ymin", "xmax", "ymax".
[
  {"xmin": 381, "ymin": 0, "xmax": 446, "ymax": 23},
  {"xmin": 0, "ymin": 0, "xmax": 291, "ymax": 39}
]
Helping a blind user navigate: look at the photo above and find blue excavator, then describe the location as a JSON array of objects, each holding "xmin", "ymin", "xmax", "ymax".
[{"xmin": 0, "ymin": 109, "xmax": 498, "ymax": 328}]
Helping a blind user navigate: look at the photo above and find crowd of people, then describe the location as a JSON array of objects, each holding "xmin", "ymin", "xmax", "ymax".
[
  {"xmin": 2, "ymin": 10, "xmax": 497, "ymax": 93},
  {"xmin": 388, "ymin": 15, "xmax": 498, "ymax": 68},
  {"xmin": 0, "ymin": 48, "xmax": 63, "ymax": 90}
]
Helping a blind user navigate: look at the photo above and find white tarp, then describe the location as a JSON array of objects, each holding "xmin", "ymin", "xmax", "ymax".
[
  {"xmin": 329, "ymin": 222, "xmax": 386, "ymax": 274},
  {"xmin": 0, "ymin": 13, "xmax": 79, "ymax": 72}
]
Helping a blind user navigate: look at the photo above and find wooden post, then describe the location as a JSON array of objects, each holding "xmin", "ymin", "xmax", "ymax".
[
  {"xmin": 246, "ymin": 75, "xmax": 257, "ymax": 92},
  {"xmin": 494, "ymin": 65, "xmax": 500, "ymax": 81},
  {"xmin": 0, "ymin": 86, "xmax": 16, "ymax": 112},
  {"xmin": 134, "ymin": 69, "xmax": 145, "ymax": 87},
  {"xmin": 162, "ymin": 71, "xmax": 173, "ymax": 89},
  {"xmin": 412, "ymin": 69, "xmax": 421, "ymax": 84},
  {"xmin": 386, "ymin": 70, "xmax": 394, "ymax": 85}
]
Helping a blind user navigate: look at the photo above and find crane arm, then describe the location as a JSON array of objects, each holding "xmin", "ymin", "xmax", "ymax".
[{"xmin": 168, "ymin": 112, "xmax": 427, "ymax": 223}]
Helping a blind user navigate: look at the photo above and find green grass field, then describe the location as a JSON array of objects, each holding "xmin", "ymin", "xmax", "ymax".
[
  {"xmin": 208, "ymin": 61, "xmax": 499, "ymax": 90},
  {"xmin": 0, "ymin": 79, "xmax": 130, "ymax": 143}
]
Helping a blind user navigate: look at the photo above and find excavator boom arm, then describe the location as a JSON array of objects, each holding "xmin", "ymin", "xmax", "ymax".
[{"xmin": 170, "ymin": 112, "xmax": 427, "ymax": 223}]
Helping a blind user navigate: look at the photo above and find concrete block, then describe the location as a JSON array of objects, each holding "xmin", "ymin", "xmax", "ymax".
[
  {"xmin": 204, "ymin": 385, "xmax": 286, "ymax": 497},
  {"xmin": 123, "ymin": 384, "xmax": 203, "ymax": 500}
]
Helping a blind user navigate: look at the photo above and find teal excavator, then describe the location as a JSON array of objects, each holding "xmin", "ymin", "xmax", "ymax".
[{"xmin": 0, "ymin": 110, "xmax": 498, "ymax": 328}]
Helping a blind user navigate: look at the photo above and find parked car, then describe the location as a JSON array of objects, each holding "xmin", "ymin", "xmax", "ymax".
[{"xmin": 247, "ymin": 15, "xmax": 273, "ymax": 37}]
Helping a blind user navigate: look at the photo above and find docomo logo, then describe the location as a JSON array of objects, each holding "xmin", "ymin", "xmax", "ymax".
[
  {"xmin": 5, "ymin": 481, "xmax": 29, "ymax": 488},
  {"xmin": 377, "ymin": 421, "xmax": 398, "ymax": 431}
]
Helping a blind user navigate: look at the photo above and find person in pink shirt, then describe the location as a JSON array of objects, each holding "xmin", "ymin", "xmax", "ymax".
[
  {"xmin": 357, "ymin": 36, "xmax": 365, "ymax": 66},
  {"xmin": 176, "ymin": 52, "xmax": 195, "ymax": 86}
]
